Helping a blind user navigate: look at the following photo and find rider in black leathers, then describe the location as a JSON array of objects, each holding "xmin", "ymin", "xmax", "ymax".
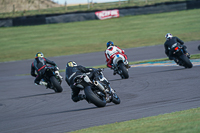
[
  {"xmin": 31, "ymin": 52, "xmax": 62, "ymax": 86},
  {"xmin": 164, "ymin": 33, "xmax": 190, "ymax": 63},
  {"xmin": 65, "ymin": 61, "xmax": 99, "ymax": 102}
]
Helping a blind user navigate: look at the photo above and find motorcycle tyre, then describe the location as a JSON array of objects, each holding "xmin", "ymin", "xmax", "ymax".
[
  {"xmin": 112, "ymin": 93, "xmax": 120, "ymax": 104},
  {"xmin": 119, "ymin": 62, "xmax": 129, "ymax": 79},
  {"xmin": 84, "ymin": 86, "xmax": 106, "ymax": 107},
  {"xmin": 50, "ymin": 76, "xmax": 63, "ymax": 93},
  {"xmin": 179, "ymin": 55, "xmax": 193, "ymax": 68}
]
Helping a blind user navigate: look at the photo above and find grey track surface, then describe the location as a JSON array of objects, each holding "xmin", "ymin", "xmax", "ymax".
[{"xmin": 0, "ymin": 41, "xmax": 200, "ymax": 133}]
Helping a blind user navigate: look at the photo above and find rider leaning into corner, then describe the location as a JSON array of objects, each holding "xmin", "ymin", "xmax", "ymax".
[
  {"xmin": 104, "ymin": 41, "xmax": 130, "ymax": 75},
  {"xmin": 31, "ymin": 52, "xmax": 63, "ymax": 87},
  {"xmin": 164, "ymin": 33, "xmax": 190, "ymax": 64},
  {"xmin": 65, "ymin": 61, "xmax": 100, "ymax": 103}
]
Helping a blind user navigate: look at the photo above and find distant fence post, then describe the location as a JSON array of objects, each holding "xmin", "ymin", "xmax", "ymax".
[
  {"xmin": 91, "ymin": 0, "xmax": 93, "ymax": 8},
  {"xmin": 88, "ymin": 0, "xmax": 90, "ymax": 9},
  {"xmin": 38, "ymin": 0, "xmax": 40, "ymax": 12},
  {"xmin": 119, "ymin": 0, "xmax": 121, "ymax": 6},
  {"xmin": 13, "ymin": 4, "xmax": 15, "ymax": 14},
  {"xmin": 65, "ymin": 1, "xmax": 67, "ymax": 11}
]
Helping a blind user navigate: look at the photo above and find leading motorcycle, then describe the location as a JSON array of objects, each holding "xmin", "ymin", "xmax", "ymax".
[
  {"xmin": 170, "ymin": 43, "xmax": 193, "ymax": 68},
  {"xmin": 73, "ymin": 69, "xmax": 120, "ymax": 107}
]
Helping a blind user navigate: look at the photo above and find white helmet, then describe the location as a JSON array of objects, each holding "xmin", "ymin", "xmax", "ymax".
[{"xmin": 165, "ymin": 33, "xmax": 173, "ymax": 39}]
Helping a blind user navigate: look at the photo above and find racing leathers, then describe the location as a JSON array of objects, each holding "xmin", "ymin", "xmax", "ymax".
[
  {"xmin": 164, "ymin": 36, "xmax": 189, "ymax": 62},
  {"xmin": 105, "ymin": 45, "xmax": 128, "ymax": 68},
  {"xmin": 31, "ymin": 57, "xmax": 61, "ymax": 85},
  {"xmin": 65, "ymin": 65, "xmax": 99, "ymax": 102}
]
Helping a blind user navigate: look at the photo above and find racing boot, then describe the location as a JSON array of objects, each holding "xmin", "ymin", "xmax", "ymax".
[
  {"xmin": 113, "ymin": 70, "xmax": 117, "ymax": 75},
  {"xmin": 125, "ymin": 64, "xmax": 131, "ymax": 68},
  {"xmin": 111, "ymin": 66, "xmax": 117, "ymax": 75},
  {"xmin": 174, "ymin": 58, "xmax": 179, "ymax": 65},
  {"xmin": 39, "ymin": 81, "xmax": 48, "ymax": 86}
]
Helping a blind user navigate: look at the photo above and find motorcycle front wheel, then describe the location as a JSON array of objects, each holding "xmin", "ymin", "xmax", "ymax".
[
  {"xmin": 112, "ymin": 93, "xmax": 120, "ymax": 104},
  {"xmin": 50, "ymin": 76, "xmax": 63, "ymax": 93},
  {"xmin": 84, "ymin": 86, "xmax": 106, "ymax": 107}
]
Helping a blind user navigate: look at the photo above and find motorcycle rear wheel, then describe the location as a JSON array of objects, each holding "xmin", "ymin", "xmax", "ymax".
[
  {"xmin": 119, "ymin": 62, "xmax": 129, "ymax": 79},
  {"xmin": 50, "ymin": 76, "xmax": 63, "ymax": 93},
  {"xmin": 179, "ymin": 55, "xmax": 193, "ymax": 68},
  {"xmin": 84, "ymin": 86, "xmax": 106, "ymax": 107}
]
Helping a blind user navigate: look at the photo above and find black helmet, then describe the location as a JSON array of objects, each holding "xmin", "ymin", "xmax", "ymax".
[
  {"xmin": 35, "ymin": 52, "xmax": 44, "ymax": 58},
  {"xmin": 66, "ymin": 61, "xmax": 77, "ymax": 67},
  {"xmin": 106, "ymin": 41, "xmax": 114, "ymax": 48}
]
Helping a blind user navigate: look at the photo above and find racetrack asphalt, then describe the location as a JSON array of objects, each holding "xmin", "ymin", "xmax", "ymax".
[{"xmin": 0, "ymin": 40, "xmax": 200, "ymax": 133}]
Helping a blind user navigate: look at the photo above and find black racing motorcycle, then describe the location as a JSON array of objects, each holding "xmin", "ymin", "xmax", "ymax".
[
  {"xmin": 170, "ymin": 43, "xmax": 193, "ymax": 68},
  {"xmin": 42, "ymin": 65, "xmax": 63, "ymax": 93},
  {"xmin": 73, "ymin": 69, "xmax": 120, "ymax": 107}
]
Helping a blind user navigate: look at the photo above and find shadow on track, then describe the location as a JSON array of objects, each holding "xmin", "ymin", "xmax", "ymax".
[
  {"xmin": 32, "ymin": 104, "xmax": 116, "ymax": 118},
  {"xmin": 11, "ymin": 92, "xmax": 56, "ymax": 99},
  {"xmin": 109, "ymin": 78, "xmax": 124, "ymax": 82},
  {"xmin": 135, "ymin": 67, "xmax": 186, "ymax": 76}
]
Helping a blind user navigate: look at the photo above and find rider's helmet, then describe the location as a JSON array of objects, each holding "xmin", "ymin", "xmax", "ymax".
[
  {"xmin": 107, "ymin": 41, "xmax": 114, "ymax": 48},
  {"xmin": 165, "ymin": 33, "xmax": 173, "ymax": 39},
  {"xmin": 66, "ymin": 61, "xmax": 77, "ymax": 67},
  {"xmin": 35, "ymin": 52, "xmax": 44, "ymax": 58}
]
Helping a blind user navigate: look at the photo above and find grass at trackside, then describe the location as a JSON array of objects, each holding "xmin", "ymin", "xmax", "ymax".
[
  {"xmin": 0, "ymin": 8, "xmax": 200, "ymax": 62},
  {"xmin": 70, "ymin": 107, "xmax": 200, "ymax": 133}
]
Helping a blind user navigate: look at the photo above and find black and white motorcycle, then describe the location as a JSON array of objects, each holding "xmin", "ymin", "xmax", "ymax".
[{"xmin": 73, "ymin": 69, "xmax": 120, "ymax": 107}]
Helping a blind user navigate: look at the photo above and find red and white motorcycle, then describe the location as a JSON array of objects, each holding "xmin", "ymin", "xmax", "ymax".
[{"xmin": 112, "ymin": 54, "xmax": 129, "ymax": 79}]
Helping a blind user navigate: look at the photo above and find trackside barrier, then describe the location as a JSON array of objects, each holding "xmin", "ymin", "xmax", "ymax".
[
  {"xmin": 0, "ymin": 0, "xmax": 199, "ymax": 27},
  {"xmin": 46, "ymin": 12, "xmax": 96, "ymax": 24},
  {"xmin": 12, "ymin": 15, "xmax": 46, "ymax": 26},
  {"xmin": 0, "ymin": 19, "xmax": 12, "ymax": 27}
]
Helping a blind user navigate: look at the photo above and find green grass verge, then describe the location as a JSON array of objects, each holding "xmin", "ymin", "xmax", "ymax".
[
  {"xmin": 0, "ymin": 8, "xmax": 200, "ymax": 62},
  {"xmin": 70, "ymin": 107, "xmax": 200, "ymax": 133}
]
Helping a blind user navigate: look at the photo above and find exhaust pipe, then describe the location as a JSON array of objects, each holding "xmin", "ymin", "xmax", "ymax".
[{"xmin": 94, "ymin": 81, "xmax": 105, "ymax": 92}]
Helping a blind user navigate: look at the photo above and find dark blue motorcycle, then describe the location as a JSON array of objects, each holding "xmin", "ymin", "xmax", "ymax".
[{"xmin": 170, "ymin": 43, "xmax": 193, "ymax": 68}]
